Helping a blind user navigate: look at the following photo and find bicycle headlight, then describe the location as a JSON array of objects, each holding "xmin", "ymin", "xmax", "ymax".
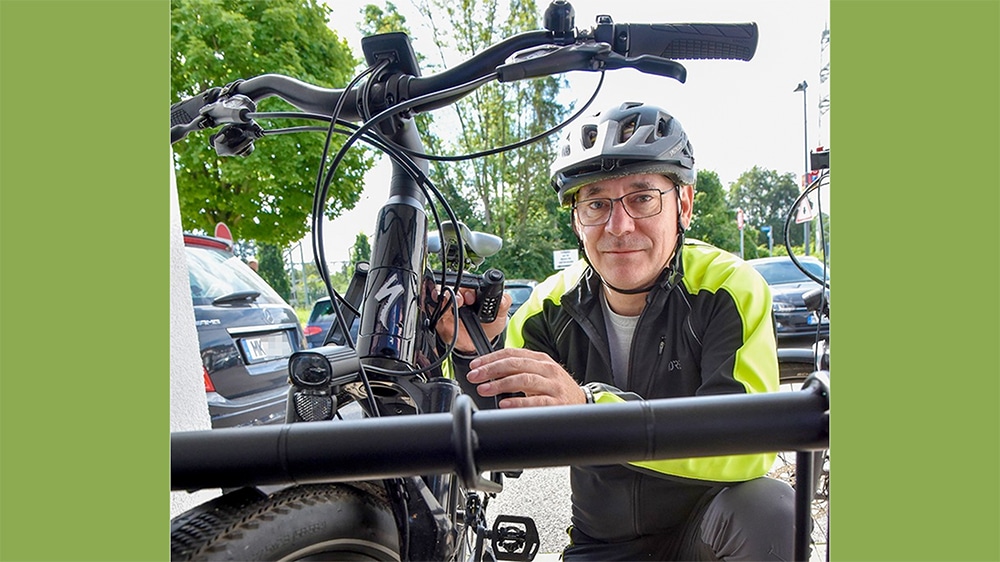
[{"xmin": 288, "ymin": 345, "xmax": 361, "ymax": 388}]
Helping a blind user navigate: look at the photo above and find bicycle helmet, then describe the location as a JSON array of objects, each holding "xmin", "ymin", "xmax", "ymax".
[{"xmin": 550, "ymin": 101, "xmax": 695, "ymax": 206}]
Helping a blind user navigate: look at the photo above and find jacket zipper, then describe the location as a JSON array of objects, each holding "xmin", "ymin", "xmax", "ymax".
[{"xmin": 644, "ymin": 335, "xmax": 667, "ymax": 397}]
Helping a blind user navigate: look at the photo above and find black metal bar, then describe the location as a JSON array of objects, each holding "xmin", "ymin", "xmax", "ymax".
[
  {"xmin": 795, "ymin": 450, "xmax": 817, "ymax": 562},
  {"xmin": 172, "ymin": 386, "xmax": 828, "ymax": 492}
]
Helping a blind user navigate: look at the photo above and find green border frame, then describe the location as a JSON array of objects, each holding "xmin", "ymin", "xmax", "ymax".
[
  {"xmin": 832, "ymin": 1, "xmax": 999, "ymax": 560},
  {"xmin": 1, "ymin": 1, "xmax": 997, "ymax": 560},
  {"xmin": 1, "ymin": 1, "xmax": 169, "ymax": 560}
]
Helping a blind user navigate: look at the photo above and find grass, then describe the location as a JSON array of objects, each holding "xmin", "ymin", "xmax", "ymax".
[{"xmin": 294, "ymin": 307, "xmax": 310, "ymax": 325}]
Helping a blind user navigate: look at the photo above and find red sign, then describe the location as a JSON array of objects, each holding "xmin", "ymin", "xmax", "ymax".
[
  {"xmin": 214, "ymin": 222, "xmax": 233, "ymax": 241},
  {"xmin": 736, "ymin": 209, "xmax": 744, "ymax": 230},
  {"xmin": 795, "ymin": 199, "xmax": 816, "ymax": 224}
]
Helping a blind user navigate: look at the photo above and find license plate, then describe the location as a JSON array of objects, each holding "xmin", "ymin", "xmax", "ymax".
[
  {"xmin": 806, "ymin": 312, "xmax": 829, "ymax": 326},
  {"xmin": 240, "ymin": 332, "xmax": 294, "ymax": 364}
]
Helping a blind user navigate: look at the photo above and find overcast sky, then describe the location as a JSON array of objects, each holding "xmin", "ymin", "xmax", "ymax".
[{"xmin": 297, "ymin": 0, "xmax": 830, "ymax": 265}]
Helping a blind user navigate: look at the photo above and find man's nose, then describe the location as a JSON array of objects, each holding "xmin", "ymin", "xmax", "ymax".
[{"xmin": 605, "ymin": 200, "xmax": 635, "ymax": 235}]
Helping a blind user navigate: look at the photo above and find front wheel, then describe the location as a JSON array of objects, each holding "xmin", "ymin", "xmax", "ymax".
[{"xmin": 170, "ymin": 483, "xmax": 400, "ymax": 561}]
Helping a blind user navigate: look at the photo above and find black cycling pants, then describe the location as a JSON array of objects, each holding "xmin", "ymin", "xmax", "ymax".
[{"xmin": 563, "ymin": 477, "xmax": 796, "ymax": 561}]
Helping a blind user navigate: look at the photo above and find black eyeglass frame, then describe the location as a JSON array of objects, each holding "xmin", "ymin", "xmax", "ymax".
[{"xmin": 572, "ymin": 187, "xmax": 677, "ymax": 226}]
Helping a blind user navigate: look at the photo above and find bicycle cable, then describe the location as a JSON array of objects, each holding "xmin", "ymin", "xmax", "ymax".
[
  {"xmin": 783, "ymin": 170, "xmax": 830, "ymax": 288},
  {"xmin": 249, "ymin": 117, "xmax": 407, "ymax": 328},
  {"xmin": 381, "ymin": 70, "xmax": 606, "ymax": 163},
  {"xmin": 247, "ymin": 110, "xmax": 426, "ymax": 350},
  {"xmin": 256, "ymin": 69, "xmax": 509, "ymax": 378},
  {"xmin": 781, "ymin": 169, "xmax": 831, "ymax": 364},
  {"xmin": 314, "ymin": 71, "xmax": 505, "ymax": 306},
  {"xmin": 299, "ymin": 70, "xmax": 479, "ymax": 377},
  {"xmin": 314, "ymin": 60, "xmax": 390, "ymax": 308}
]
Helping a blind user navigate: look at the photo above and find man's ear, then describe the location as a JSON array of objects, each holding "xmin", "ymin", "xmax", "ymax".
[
  {"xmin": 570, "ymin": 210, "xmax": 587, "ymax": 252},
  {"xmin": 679, "ymin": 184, "xmax": 695, "ymax": 230}
]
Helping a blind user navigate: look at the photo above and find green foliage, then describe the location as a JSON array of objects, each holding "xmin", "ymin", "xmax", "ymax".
[
  {"xmin": 359, "ymin": 2, "xmax": 409, "ymax": 36},
  {"xmin": 285, "ymin": 262, "xmax": 351, "ymax": 308},
  {"xmin": 758, "ymin": 211, "xmax": 830, "ymax": 259},
  {"xmin": 358, "ymin": 2, "xmax": 443, "ymax": 172},
  {"xmin": 727, "ymin": 166, "xmax": 802, "ymax": 248},
  {"xmin": 258, "ymin": 243, "xmax": 292, "ymax": 300},
  {"xmin": 349, "ymin": 232, "xmax": 371, "ymax": 264},
  {"xmin": 410, "ymin": 0, "xmax": 576, "ymax": 280},
  {"xmin": 171, "ymin": 0, "xmax": 374, "ymax": 247},
  {"xmin": 688, "ymin": 170, "xmax": 740, "ymax": 252}
]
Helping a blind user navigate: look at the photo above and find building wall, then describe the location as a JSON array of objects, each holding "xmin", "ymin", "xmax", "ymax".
[{"xmin": 168, "ymin": 152, "xmax": 221, "ymax": 516}]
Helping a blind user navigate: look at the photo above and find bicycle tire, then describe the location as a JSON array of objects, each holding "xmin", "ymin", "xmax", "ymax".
[{"xmin": 170, "ymin": 483, "xmax": 400, "ymax": 561}]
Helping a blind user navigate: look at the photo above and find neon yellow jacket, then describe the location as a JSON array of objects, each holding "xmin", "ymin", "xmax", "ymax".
[{"xmin": 505, "ymin": 240, "xmax": 779, "ymax": 540}]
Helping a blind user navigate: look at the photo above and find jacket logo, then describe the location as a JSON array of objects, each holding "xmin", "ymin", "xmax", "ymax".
[{"xmin": 668, "ymin": 360, "xmax": 682, "ymax": 371}]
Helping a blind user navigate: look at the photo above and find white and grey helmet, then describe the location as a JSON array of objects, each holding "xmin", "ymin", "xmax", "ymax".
[{"xmin": 550, "ymin": 101, "xmax": 696, "ymax": 206}]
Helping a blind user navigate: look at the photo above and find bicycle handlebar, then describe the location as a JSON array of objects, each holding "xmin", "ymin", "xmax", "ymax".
[
  {"xmin": 169, "ymin": 15, "xmax": 758, "ymax": 143},
  {"xmin": 600, "ymin": 22, "xmax": 758, "ymax": 60},
  {"xmin": 172, "ymin": 374, "xmax": 828, "ymax": 491}
]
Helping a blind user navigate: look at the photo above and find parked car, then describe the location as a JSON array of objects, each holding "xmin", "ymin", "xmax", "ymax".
[
  {"xmin": 747, "ymin": 256, "xmax": 830, "ymax": 341},
  {"xmin": 304, "ymin": 296, "xmax": 360, "ymax": 348},
  {"xmin": 505, "ymin": 279, "xmax": 538, "ymax": 317},
  {"xmin": 185, "ymin": 233, "xmax": 304, "ymax": 428}
]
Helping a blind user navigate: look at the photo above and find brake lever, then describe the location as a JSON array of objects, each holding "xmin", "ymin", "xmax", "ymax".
[
  {"xmin": 496, "ymin": 42, "xmax": 686, "ymax": 84},
  {"xmin": 496, "ymin": 43, "xmax": 610, "ymax": 83},
  {"xmin": 170, "ymin": 87, "xmax": 222, "ymax": 143},
  {"xmin": 171, "ymin": 92, "xmax": 261, "ymax": 150},
  {"xmin": 210, "ymin": 123, "xmax": 264, "ymax": 157},
  {"xmin": 602, "ymin": 52, "xmax": 687, "ymax": 83},
  {"xmin": 199, "ymin": 95, "xmax": 262, "ymax": 157}
]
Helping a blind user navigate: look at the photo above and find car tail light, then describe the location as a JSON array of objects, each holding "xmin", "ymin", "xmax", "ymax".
[
  {"xmin": 203, "ymin": 367, "xmax": 216, "ymax": 393},
  {"xmin": 303, "ymin": 325, "xmax": 323, "ymax": 337}
]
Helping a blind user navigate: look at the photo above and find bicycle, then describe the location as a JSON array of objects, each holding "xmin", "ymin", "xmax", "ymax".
[
  {"xmin": 770, "ymin": 166, "xmax": 832, "ymax": 559},
  {"xmin": 169, "ymin": 2, "xmax": 828, "ymax": 560}
]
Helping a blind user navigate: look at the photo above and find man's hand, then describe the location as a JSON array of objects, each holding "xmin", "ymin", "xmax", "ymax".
[
  {"xmin": 435, "ymin": 287, "xmax": 512, "ymax": 353},
  {"xmin": 466, "ymin": 348, "xmax": 587, "ymax": 408}
]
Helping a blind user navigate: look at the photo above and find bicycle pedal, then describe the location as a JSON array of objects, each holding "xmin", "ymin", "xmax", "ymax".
[{"xmin": 491, "ymin": 515, "xmax": 540, "ymax": 561}]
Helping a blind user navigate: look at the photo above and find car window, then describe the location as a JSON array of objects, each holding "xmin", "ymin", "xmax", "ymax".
[
  {"xmin": 186, "ymin": 245, "xmax": 287, "ymax": 306},
  {"xmin": 506, "ymin": 286, "xmax": 534, "ymax": 307},
  {"xmin": 308, "ymin": 300, "xmax": 336, "ymax": 323},
  {"xmin": 753, "ymin": 260, "xmax": 829, "ymax": 285}
]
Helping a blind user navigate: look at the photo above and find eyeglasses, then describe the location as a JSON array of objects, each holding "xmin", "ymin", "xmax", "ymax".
[{"xmin": 572, "ymin": 187, "xmax": 676, "ymax": 226}]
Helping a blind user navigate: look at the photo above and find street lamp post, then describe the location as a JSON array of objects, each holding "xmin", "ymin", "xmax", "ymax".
[{"xmin": 794, "ymin": 80, "xmax": 810, "ymax": 256}]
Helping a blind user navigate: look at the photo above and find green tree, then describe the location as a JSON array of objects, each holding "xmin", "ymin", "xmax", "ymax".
[
  {"xmin": 349, "ymin": 232, "xmax": 371, "ymax": 264},
  {"xmin": 411, "ymin": 0, "xmax": 575, "ymax": 280},
  {"xmin": 258, "ymin": 243, "xmax": 292, "ymax": 300},
  {"xmin": 688, "ymin": 170, "xmax": 740, "ymax": 252},
  {"xmin": 727, "ymin": 166, "xmax": 802, "ymax": 248},
  {"xmin": 358, "ymin": 1, "xmax": 448, "ymax": 189},
  {"xmin": 171, "ymin": 0, "xmax": 374, "ymax": 247},
  {"xmin": 359, "ymin": 2, "xmax": 409, "ymax": 37}
]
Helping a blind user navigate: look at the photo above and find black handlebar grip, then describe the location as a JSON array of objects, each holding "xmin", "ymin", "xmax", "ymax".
[
  {"xmin": 619, "ymin": 23, "xmax": 759, "ymax": 61},
  {"xmin": 170, "ymin": 87, "xmax": 223, "ymax": 143},
  {"xmin": 476, "ymin": 269, "xmax": 505, "ymax": 324}
]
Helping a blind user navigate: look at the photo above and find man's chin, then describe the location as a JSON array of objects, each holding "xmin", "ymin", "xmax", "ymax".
[{"xmin": 599, "ymin": 269, "xmax": 657, "ymax": 292}]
